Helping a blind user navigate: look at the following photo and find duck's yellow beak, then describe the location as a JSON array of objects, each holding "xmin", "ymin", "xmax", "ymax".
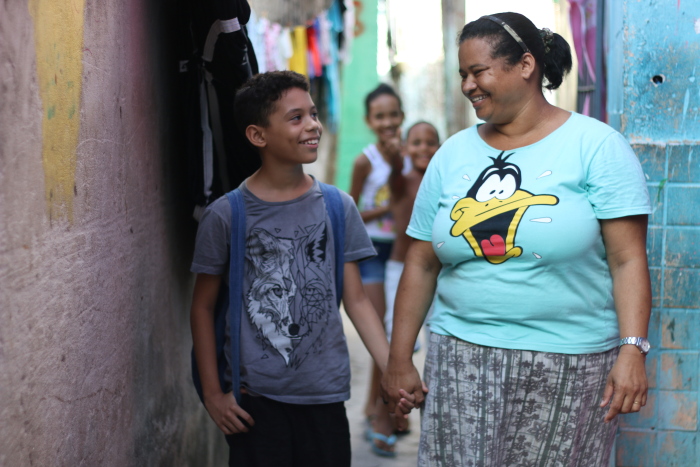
[
  {"xmin": 451, "ymin": 190, "xmax": 558, "ymax": 237},
  {"xmin": 450, "ymin": 190, "xmax": 559, "ymax": 264}
]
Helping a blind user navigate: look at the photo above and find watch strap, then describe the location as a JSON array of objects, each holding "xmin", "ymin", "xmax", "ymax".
[{"xmin": 619, "ymin": 336, "xmax": 650, "ymax": 354}]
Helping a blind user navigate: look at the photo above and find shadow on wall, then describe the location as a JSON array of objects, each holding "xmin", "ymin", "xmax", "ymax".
[{"xmin": 129, "ymin": 0, "xmax": 231, "ymax": 464}]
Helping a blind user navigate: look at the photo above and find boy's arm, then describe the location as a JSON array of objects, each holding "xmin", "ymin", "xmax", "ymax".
[
  {"xmin": 342, "ymin": 261, "xmax": 422, "ymax": 429},
  {"xmin": 191, "ymin": 273, "xmax": 254, "ymax": 434},
  {"xmin": 341, "ymin": 262, "xmax": 389, "ymax": 373},
  {"xmin": 381, "ymin": 240, "xmax": 439, "ymax": 410}
]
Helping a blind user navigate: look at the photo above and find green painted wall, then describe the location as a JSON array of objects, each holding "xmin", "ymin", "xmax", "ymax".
[{"xmin": 335, "ymin": 0, "xmax": 379, "ymax": 192}]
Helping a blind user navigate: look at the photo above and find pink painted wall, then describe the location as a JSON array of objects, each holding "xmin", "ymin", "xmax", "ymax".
[{"xmin": 0, "ymin": 1, "xmax": 226, "ymax": 464}]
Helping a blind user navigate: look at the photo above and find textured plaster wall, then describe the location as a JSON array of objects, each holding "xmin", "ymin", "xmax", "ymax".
[
  {"xmin": 609, "ymin": 1, "xmax": 700, "ymax": 465},
  {"xmin": 0, "ymin": 1, "xmax": 226, "ymax": 465}
]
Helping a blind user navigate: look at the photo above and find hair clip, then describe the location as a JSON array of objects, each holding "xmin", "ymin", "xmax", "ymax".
[{"xmin": 540, "ymin": 28, "xmax": 553, "ymax": 54}]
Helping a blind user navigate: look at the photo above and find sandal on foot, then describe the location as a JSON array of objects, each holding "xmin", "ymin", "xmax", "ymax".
[{"xmin": 366, "ymin": 430, "xmax": 397, "ymax": 458}]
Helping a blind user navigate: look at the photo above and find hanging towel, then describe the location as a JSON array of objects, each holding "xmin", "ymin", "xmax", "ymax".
[
  {"xmin": 248, "ymin": 10, "xmax": 267, "ymax": 73},
  {"xmin": 289, "ymin": 26, "xmax": 308, "ymax": 75},
  {"xmin": 307, "ymin": 22, "xmax": 323, "ymax": 78}
]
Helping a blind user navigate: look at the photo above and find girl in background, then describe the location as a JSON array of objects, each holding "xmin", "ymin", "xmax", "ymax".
[{"xmin": 349, "ymin": 83, "xmax": 405, "ymax": 457}]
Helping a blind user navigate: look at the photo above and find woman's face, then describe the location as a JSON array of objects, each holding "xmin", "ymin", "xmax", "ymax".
[
  {"xmin": 458, "ymin": 38, "xmax": 525, "ymax": 124},
  {"xmin": 365, "ymin": 94, "xmax": 404, "ymax": 144}
]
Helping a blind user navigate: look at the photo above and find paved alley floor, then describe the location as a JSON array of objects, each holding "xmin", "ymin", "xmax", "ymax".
[{"xmin": 343, "ymin": 312, "xmax": 427, "ymax": 467}]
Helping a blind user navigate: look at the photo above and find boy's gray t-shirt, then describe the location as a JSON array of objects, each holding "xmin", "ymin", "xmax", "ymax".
[{"xmin": 191, "ymin": 179, "xmax": 376, "ymax": 404}]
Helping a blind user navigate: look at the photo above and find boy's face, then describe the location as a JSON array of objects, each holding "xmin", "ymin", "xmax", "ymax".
[
  {"xmin": 256, "ymin": 88, "xmax": 322, "ymax": 165},
  {"xmin": 406, "ymin": 123, "xmax": 439, "ymax": 172}
]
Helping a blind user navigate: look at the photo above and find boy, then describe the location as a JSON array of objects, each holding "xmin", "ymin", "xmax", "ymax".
[{"xmin": 190, "ymin": 71, "xmax": 392, "ymax": 467}]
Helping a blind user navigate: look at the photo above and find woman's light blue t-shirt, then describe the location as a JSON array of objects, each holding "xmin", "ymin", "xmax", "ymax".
[{"xmin": 407, "ymin": 113, "xmax": 652, "ymax": 354}]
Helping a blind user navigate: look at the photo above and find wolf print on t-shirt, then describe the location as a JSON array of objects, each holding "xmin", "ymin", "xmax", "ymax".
[
  {"xmin": 450, "ymin": 151, "xmax": 559, "ymax": 265},
  {"xmin": 245, "ymin": 222, "xmax": 334, "ymax": 368}
]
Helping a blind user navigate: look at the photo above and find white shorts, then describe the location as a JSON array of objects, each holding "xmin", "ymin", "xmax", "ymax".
[{"xmin": 384, "ymin": 260, "xmax": 432, "ymax": 352}]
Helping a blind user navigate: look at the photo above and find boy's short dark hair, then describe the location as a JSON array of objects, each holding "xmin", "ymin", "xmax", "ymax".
[{"xmin": 234, "ymin": 71, "xmax": 310, "ymax": 136}]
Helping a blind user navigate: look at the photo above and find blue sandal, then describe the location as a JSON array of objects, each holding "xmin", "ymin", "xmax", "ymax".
[{"xmin": 365, "ymin": 429, "xmax": 397, "ymax": 458}]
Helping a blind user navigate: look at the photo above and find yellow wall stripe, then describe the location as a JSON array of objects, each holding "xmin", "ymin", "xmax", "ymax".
[{"xmin": 29, "ymin": 0, "xmax": 86, "ymax": 222}]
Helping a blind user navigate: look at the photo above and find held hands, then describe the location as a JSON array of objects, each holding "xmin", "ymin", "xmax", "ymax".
[
  {"xmin": 392, "ymin": 388, "xmax": 427, "ymax": 431},
  {"xmin": 600, "ymin": 346, "xmax": 648, "ymax": 422},
  {"xmin": 381, "ymin": 359, "xmax": 428, "ymax": 431},
  {"xmin": 204, "ymin": 391, "xmax": 255, "ymax": 435}
]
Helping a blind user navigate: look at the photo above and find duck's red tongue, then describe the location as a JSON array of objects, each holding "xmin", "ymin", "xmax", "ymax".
[{"xmin": 481, "ymin": 235, "xmax": 506, "ymax": 256}]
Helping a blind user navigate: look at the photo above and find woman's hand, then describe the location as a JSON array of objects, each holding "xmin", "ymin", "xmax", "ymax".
[
  {"xmin": 600, "ymin": 346, "xmax": 648, "ymax": 422},
  {"xmin": 380, "ymin": 358, "xmax": 427, "ymax": 426}
]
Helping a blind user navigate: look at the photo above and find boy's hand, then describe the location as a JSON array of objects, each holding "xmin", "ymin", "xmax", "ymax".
[
  {"xmin": 391, "ymin": 388, "xmax": 421, "ymax": 431},
  {"xmin": 204, "ymin": 391, "xmax": 255, "ymax": 435}
]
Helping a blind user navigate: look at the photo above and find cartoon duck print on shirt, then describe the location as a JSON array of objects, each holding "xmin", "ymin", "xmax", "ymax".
[{"xmin": 450, "ymin": 151, "xmax": 559, "ymax": 264}]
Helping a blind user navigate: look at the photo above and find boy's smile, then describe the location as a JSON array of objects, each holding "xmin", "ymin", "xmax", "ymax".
[{"xmin": 259, "ymin": 87, "xmax": 323, "ymax": 165}]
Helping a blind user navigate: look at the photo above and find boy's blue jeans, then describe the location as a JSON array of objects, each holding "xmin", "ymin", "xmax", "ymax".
[{"xmin": 226, "ymin": 394, "xmax": 351, "ymax": 467}]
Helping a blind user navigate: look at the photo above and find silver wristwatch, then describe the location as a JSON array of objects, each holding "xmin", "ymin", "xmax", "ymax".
[{"xmin": 619, "ymin": 337, "xmax": 651, "ymax": 355}]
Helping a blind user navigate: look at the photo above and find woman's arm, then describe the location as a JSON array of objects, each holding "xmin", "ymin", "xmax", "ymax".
[
  {"xmin": 381, "ymin": 239, "xmax": 441, "ymax": 413},
  {"xmin": 598, "ymin": 215, "xmax": 651, "ymax": 422}
]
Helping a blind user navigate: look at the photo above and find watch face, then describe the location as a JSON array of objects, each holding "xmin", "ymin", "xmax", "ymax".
[{"xmin": 640, "ymin": 339, "xmax": 651, "ymax": 353}]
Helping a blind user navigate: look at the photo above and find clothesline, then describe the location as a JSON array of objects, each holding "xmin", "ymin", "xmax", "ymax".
[{"xmin": 246, "ymin": 0, "xmax": 356, "ymax": 132}]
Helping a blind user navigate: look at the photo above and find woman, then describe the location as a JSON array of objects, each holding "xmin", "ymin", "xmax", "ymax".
[{"xmin": 382, "ymin": 12, "xmax": 652, "ymax": 466}]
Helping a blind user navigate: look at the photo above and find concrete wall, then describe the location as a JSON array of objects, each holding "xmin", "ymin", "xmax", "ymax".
[
  {"xmin": 608, "ymin": 1, "xmax": 700, "ymax": 465},
  {"xmin": 0, "ymin": 1, "xmax": 226, "ymax": 465}
]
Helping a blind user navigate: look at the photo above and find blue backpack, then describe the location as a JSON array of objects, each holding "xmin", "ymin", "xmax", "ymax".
[{"xmin": 191, "ymin": 183, "xmax": 346, "ymax": 403}]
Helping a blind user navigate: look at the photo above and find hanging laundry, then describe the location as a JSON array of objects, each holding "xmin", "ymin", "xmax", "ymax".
[
  {"xmin": 265, "ymin": 22, "xmax": 280, "ymax": 71},
  {"xmin": 289, "ymin": 26, "xmax": 309, "ymax": 75},
  {"xmin": 184, "ymin": 0, "xmax": 260, "ymax": 219},
  {"xmin": 318, "ymin": 12, "xmax": 333, "ymax": 66},
  {"xmin": 321, "ymin": 6, "xmax": 343, "ymax": 132},
  {"xmin": 569, "ymin": 0, "xmax": 604, "ymax": 117},
  {"xmin": 248, "ymin": 10, "xmax": 267, "ymax": 73},
  {"xmin": 339, "ymin": 0, "xmax": 355, "ymax": 63},
  {"xmin": 240, "ymin": 0, "xmax": 351, "ymax": 134},
  {"xmin": 307, "ymin": 22, "xmax": 323, "ymax": 78},
  {"xmin": 265, "ymin": 23, "xmax": 293, "ymax": 71}
]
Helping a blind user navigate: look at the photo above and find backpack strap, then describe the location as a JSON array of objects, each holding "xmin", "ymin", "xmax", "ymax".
[
  {"xmin": 191, "ymin": 188, "xmax": 245, "ymax": 404},
  {"xmin": 226, "ymin": 188, "xmax": 246, "ymax": 402},
  {"xmin": 319, "ymin": 182, "xmax": 345, "ymax": 307}
]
